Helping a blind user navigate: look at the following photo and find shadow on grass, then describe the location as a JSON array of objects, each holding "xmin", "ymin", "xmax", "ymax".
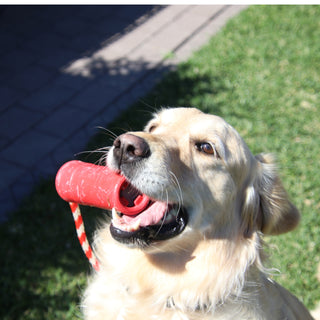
[{"xmin": 0, "ymin": 176, "xmax": 108, "ymax": 319}]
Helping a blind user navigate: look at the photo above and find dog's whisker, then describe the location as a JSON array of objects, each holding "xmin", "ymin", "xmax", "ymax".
[
  {"xmin": 95, "ymin": 126, "xmax": 119, "ymax": 140},
  {"xmin": 169, "ymin": 171, "xmax": 183, "ymax": 204},
  {"xmin": 75, "ymin": 146, "xmax": 112, "ymax": 157},
  {"xmin": 76, "ymin": 146, "xmax": 112, "ymax": 167},
  {"xmin": 169, "ymin": 171, "xmax": 183, "ymax": 217},
  {"xmin": 96, "ymin": 154, "xmax": 107, "ymax": 166},
  {"xmin": 90, "ymin": 147, "xmax": 112, "ymax": 166},
  {"xmin": 93, "ymin": 146, "xmax": 112, "ymax": 165},
  {"xmin": 153, "ymin": 190, "xmax": 170, "ymax": 237}
]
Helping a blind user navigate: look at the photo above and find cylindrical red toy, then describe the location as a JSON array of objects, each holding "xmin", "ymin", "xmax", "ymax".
[{"xmin": 55, "ymin": 160, "xmax": 150, "ymax": 215}]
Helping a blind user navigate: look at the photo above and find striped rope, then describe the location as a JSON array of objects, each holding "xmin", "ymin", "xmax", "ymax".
[{"xmin": 69, "ymin": 202, "xmax": 100, "ymax": 271}]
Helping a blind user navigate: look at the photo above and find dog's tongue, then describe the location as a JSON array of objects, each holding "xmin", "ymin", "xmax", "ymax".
[{"xmin": 112, "ymin": 201, "xmax": 169, "ymax": 232}]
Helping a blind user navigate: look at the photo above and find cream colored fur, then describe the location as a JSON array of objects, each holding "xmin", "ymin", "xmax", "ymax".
[{"xmin": 83, "ymin": 108, "xmax": 314, "ymax": 320}]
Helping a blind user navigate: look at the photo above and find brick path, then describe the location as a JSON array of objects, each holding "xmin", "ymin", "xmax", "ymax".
[{"xmin": 0, "ymin": 5, "xmax": 247, "ymax": 221}]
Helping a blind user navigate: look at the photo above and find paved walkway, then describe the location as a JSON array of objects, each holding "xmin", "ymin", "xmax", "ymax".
[{"xmin": 0, "ymin": 5, "xmax": 247, "ymax": 221}]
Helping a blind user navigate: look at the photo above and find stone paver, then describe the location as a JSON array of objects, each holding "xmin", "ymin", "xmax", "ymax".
[
  {"xmin": 0, "ymin": 5, "xmax": 247, "ymax": 221},
  {"xmin": 0, "ymin": 104, "xmax": 43, "ymax": 142}
]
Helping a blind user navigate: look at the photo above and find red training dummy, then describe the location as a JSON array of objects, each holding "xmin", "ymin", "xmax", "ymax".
[{"xmin": 55, "ymin": 160, "xmax": 150, "ymax": 215}]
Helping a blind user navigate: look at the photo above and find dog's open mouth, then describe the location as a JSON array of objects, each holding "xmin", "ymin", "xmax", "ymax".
[{"xmin": 109, "ymin": 184, "xmax": 188, "ymax": 247}]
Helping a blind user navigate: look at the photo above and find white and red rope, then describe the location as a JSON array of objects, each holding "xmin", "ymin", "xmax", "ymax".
[{"xmin": 69, "ymin": 202, "xmax": 100, "ymax": 271}]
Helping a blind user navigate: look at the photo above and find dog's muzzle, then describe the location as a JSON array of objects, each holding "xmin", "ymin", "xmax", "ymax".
[{"xmin": 108, "ymin": 133, "xmax": 188, "ymax": 248}]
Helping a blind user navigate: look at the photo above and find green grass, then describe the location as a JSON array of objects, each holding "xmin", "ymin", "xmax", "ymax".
[{"xmin": 1, "ymin": 5, "xmax": 319, "ymax": 319}]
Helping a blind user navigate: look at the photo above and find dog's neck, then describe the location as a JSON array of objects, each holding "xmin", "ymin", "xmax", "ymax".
[
  {"xmin": 118, "ymin": 232, "xmax": 263, "ymax": 311},
  {"xmin": 93, "ymin": 229, "xmax": 266, "ymax": 317},
  {"xmin": 157, "ymin": 234, "xmax": 264, "ymax": 312},
  {"xmin": 146, "ymin": 250, "xmax": 196, "ymax": 274}
]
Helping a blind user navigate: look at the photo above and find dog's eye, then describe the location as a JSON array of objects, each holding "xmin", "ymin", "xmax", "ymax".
[
  {"xmin": 195, "ymin": 142, "xmax": 216, "ymax": 155},
  {"xmin": 148, "ymin": 125, "xmax": 157, "ymax": 133}
]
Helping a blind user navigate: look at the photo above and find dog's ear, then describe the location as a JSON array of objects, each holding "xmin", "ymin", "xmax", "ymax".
[{"xmin": 241, "ymin": 153, "xmax": 300, "ymax": 236}]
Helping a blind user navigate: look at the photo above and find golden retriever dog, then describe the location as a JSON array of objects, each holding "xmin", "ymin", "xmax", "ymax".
[{"xmin": 83, "ymin": 107, "xmax": 314, "ymax": 319}]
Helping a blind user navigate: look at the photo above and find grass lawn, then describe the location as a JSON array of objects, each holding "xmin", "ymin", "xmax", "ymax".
[{"xmin": 1, "ymin": 5, "xmax": 319, "ymax": 319}]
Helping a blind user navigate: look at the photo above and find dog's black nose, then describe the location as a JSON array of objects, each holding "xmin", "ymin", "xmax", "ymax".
[{"xmin": 113, "ymin": 133, "xmax": 150, "ymax": 165}]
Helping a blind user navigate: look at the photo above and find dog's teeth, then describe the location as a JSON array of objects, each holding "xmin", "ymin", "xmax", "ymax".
[
  {"xmin": 112, "ymin": 208, "xmax": 121, "ymax": 222},
  {"xmin": 112, "ymin": 208, "xmax": 141, "ymax": 232},
  {"xmin": 121, "ymin": 219, "xmax": 141, "ymax": 232},
  {"xmin": 112, "ymin": 207, "xmax": 117, "ymax": 218},
  {"xmin": 131, "ymin": 219, "xmax": 141, "ymax": 231}
]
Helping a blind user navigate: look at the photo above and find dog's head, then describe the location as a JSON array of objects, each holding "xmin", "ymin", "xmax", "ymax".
[{"xmin": 107, "ymin": 108, "xmax": 299, "ymax": 249}]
